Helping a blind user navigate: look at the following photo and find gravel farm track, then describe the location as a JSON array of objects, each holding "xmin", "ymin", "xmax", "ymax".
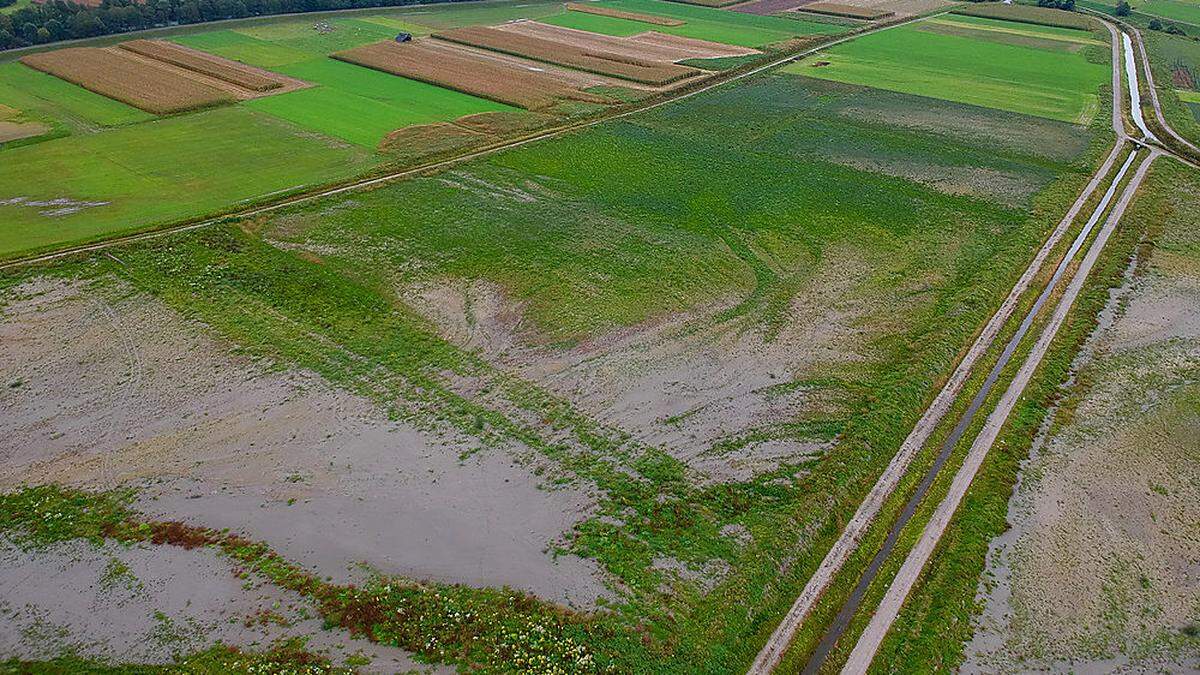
[
  {"xmin": 750, "ymin": 11, "xmax": 1200, "ymax": 675},
  {"xmin": 0, "ymin": 9, "xmax": 941, "ymax": 272}
]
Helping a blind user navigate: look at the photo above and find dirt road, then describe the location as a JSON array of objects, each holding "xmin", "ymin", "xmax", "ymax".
[
  {"xmin": 745, "ymin": 16, "xmax": 1129, "ymax": 674},
  {"xmin": 839, "ymin": 148, "xmax": 1160, "ymax": 674}
]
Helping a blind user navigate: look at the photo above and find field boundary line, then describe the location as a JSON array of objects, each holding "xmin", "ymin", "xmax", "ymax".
[
  {"xmin": 839, "ymin": 149, "xmax": 1159, "ymax": 675},
  {"xmin": 745, "ymin": 17, "xmax": 1128, "ymax": 673},
  {"xmin": 0, "ymin": 12, "xmax": 938, "ymax": 272}
]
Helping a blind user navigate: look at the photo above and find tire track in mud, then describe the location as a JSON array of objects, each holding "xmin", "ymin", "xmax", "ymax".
[{"xmin": 840, "ymin": 148, "xmax": 1160, "ymax": 674}]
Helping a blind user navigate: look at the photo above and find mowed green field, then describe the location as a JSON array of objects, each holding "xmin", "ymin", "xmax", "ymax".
[
  {"xmin": 787, "ymin": 14, "xmax": 1108, "ymax": 123},
  {"xmin": 1131, "ymin": 0, "xmax": 1200, "ymax": 24},
  {"xmin": 0, "ymin": 107, "xmax": 375, "ymax": 256},
  {"xmin": 172, "ymin": 21, "xmax": 514, "ymax": 147},
  {"xmin": 541, "ymin": 0, "xmax": 845, "ymax": 47},
  {"xmin": 0, "ymin": 1, "xmax": 586, "ymax": 257}
]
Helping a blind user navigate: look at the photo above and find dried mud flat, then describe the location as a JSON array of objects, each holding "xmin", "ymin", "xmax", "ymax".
[
  {"xmin": 0, "ymin": 277, "xmax": 610, "ymax": 661},
  {"xmin": 963, "ymin": 234, "xmax": 1200, "ymax": 671},
  {"xmin": 400, "ymin": 241, "xmax": 908, "ymax": 485}
]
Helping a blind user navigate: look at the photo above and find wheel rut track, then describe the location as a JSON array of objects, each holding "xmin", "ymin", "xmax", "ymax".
[
  {"xmin": 756, "ymin": 12, "xmax": 1198, "ymax": 674},
  {"xmin": 745, "ymin": 15, "xmax": 1131, "ymax": 673}
]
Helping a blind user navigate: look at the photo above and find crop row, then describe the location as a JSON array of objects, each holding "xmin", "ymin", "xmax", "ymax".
[
  {"xmin": 334, "ymin": 40, "xmax": 613, "ymax": 110},
  {"xmin": 435, "ymin": 26, "xmax": 699, "ymax": 85},
  {"xmin": 564, "ymin": 2, "xmax": 686, "ymax": 26},
  {"xmin": 118, "ymin": 39, "xmax": 284, "ymax": 92},
  {"xmin": 20, "ymin": 48, "xmax": 233, "ymax": 114}
]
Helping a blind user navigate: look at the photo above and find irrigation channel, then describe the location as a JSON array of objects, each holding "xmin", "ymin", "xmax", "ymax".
[
  {"xmin": 0, "ymin": 9, "xmax": 947, "ymax": 272},
  {"xmin": 752, "ymin": 12, "xmax": 1199, "ymax": 674}
]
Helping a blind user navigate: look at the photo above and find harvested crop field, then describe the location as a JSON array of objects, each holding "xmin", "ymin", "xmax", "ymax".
[
  {"xmin": 117, "ymin": 39, "xmax": 287, "ymax": 92},
  {"xmin": 542, "ymin": 0, "xmax": 845, "ymax": 46},
  {"xmin": 434, "ymin": 24, "xmax": 701, "ymax": 84},
  {"xmin": 732, "ymin": 0, "xmax": 820, "ymax": 16},
  {"xmin": 806, "ymin": 0, "xmax": 954, "ymax": 18},
  {"xmin": 19, "ymin": 48, "xmax": 234, "ymax": 115},
  {"xmin": 566, "ymin": 1, "xmax": 685, "ymax": 25},
  {"xmin": 333, "ymin": 39, "xmax": 612, "ymax": 110},
  {"xmin": 800, "ymin": 2, "xmax": 893, "ymax": 20},
  {"xmin": 499, "ymin": 20, "xmax": 759, "ymax": 62},
  {"xmin": 951, "ymin": 3, "xmax": 1099, "ymax": 31}
]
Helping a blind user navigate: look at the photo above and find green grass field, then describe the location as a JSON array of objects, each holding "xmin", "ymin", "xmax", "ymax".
[
  {"xmin": 541, "ymin": 0, "xmax": 845, "ymax": 47},
  {"xmin": 244, "ymin": 58, "xmax": 514, "ymax": 147},
  {"xmin": 786, "ymin": 17, "xmax": 1108, "ymax": 123},
  {"xmin": 1132, "ymin": 0, "xmax": 1200, "ymax": 25},
  {"xmin": 0, "ymin": 62, "xmax": 152, "ymax": 131},
  {"xmin": 0, "ymin": 107, "xmax": 376, "ymax": 257}
]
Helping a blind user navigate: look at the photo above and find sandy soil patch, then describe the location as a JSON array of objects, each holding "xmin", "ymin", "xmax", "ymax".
[
  {"xmin": 0, "ymin": 540, "xmax": 439, "ymax": 671},
  {"xmin": 0, "ymin": 121, "xmax": 49, "ymax": 143},
  {"xmin": 0, "ymin": 277, "xmax": 609, "ymax": 610}
]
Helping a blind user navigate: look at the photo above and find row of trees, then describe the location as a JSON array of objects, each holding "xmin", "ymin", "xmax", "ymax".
[{"xmin": 0, "ymin": 0, "xmax": 465, "ymax": 50}]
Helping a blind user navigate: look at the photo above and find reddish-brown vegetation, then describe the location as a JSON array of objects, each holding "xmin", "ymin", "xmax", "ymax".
[
  {"xmin": 118, "ymin": 39, "xmax": 284, "ymax": 92},
  {"xmin": 565, "ymin": 2, "xmax": 685, "ymax": 25},
  {"xmin": 20, "ymin": 47, "xmax": 234, "ymax": 114},
  {"xmin": 434, "ymin": 26, "xmax": 700, "ymax": 85},
  {"xmin": 333, "ymin": 39, "xmax": 613, "ymax": 109}
]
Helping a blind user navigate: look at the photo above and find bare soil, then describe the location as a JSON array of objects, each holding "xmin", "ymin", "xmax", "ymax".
[{"xmin": 496, "ymin": 21, "xmax": 758, "ymax": 63}]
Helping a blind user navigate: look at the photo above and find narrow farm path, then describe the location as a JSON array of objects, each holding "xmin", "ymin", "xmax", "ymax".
[
  {"xmin": 0, "ymin": 12, "xmax": 943, "ymax": 272},
  {"xmin": 838, "ymin": 147, "xmax": 1160, "ymax": 674},
  {"xmin": 745, "ymin": 14, "xmax": 1130, "ymax": 674},
  {"xmin": 802, "ymin": 14, "xmax": 1200, "ymax": 674}
]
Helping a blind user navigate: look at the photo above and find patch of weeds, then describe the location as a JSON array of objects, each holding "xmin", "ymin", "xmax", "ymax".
[{"xmin": 98, "ymin": 557, "xmax": 143, "ymax": 596}]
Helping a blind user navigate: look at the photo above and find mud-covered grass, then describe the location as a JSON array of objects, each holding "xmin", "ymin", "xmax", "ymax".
[
  {"xmin": 947, "ymin": 158, "xmax": 1200, "ymax": 671},
  {"xmin": 1, "ymin": 63, "xmax": 1106, "ymax": 672},
  {"xmin": 6, "ymin": 640, "xmax": 346, "ymax": 674},
  {"xmin": 0, "ymin": 485, "xmax": 628, "ymax": 673}
]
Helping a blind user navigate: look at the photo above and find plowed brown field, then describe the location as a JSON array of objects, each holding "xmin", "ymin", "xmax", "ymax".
[
  {"xmin": 499, "ymin": 21, "xmax": 759, "ymax": 62},
  {"xmin": 118, "ymin": 40, "xmax": 284, "ymax": 92},
  {"xmin": 20, "ymin": 48, "xmax": 234, "ymax": 114},
  {"xmin": 334, "ymin": 39, "xmax": 613, "ymax": 110},
  {"xmin": 564, "ymin": 2, "xmax": 685, "ymax": 25},
  {"xmin": 434, "ymin": 25, "xmax": 699, "ymax": 85}
]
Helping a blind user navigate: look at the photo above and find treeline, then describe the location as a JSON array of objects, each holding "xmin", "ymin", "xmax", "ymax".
[{"xmin": 0, "ymin": 0, "xmax": 468, "ymax": 51}]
